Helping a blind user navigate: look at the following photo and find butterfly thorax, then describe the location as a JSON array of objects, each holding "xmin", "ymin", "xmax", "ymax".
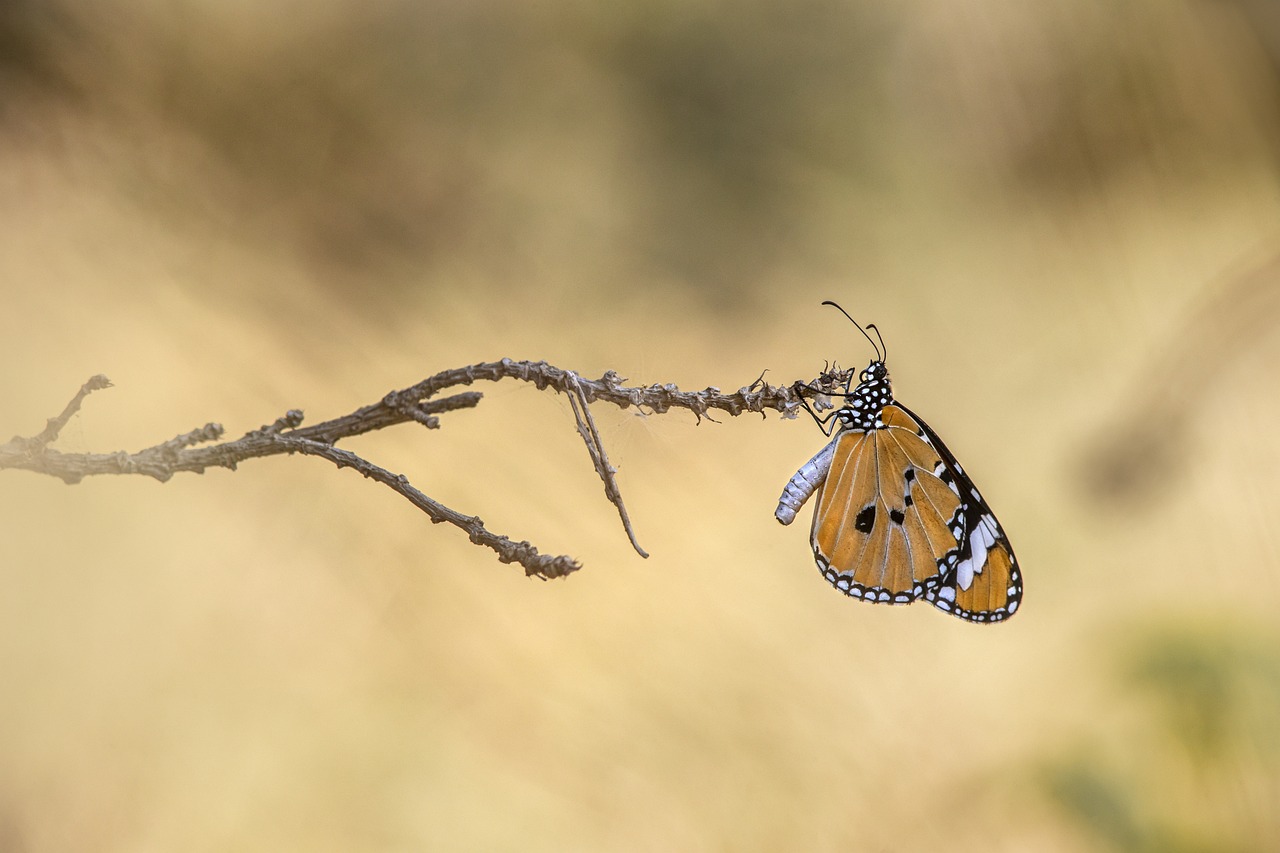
[{"xmin": 835, "ymin": 361, "xmax": 892, "ymax": 431}]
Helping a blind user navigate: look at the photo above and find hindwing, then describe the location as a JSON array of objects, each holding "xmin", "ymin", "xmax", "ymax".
[{"xmin": 895, "ymin": 404, "xmax": 1023, "ymax": 623}]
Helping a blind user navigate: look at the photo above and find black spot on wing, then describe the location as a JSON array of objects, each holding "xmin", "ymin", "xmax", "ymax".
[
  {"xmin": 889, "ymin": 508, "xmax": 906, "ymax": 525},
  {"xmin": 854, "ymin": 504, "xmax": 876, "ymax": 534}
]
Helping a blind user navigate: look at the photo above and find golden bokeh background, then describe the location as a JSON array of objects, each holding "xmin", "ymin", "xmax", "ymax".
[{"xmin": 2, "ymin": 1, "xmax": 1279, "ymax": 850}]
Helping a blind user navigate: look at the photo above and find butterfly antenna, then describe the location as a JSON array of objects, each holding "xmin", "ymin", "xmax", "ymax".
[
  {"xmin": 865, "ymin": 323, "xmax": 887, "ymax": 363},
  {"xmin": 821, "ymin": 300, "xmax": 883, "ymax": 361}
]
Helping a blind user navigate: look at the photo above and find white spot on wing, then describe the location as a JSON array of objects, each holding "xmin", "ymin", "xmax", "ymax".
[{"xmin": 953, "ymin": 513, "xmax": 1002, "ymax": 591}]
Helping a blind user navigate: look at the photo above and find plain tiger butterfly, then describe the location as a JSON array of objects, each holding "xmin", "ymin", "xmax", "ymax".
[{"xmin": 775, "ymin": 301, "xmax": 1022, "ymax": 623}]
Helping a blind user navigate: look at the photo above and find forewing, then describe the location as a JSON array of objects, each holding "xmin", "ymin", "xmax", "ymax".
[{"xmin": 810, "ymin": 405, "xmax": 964, "ymax": 604}]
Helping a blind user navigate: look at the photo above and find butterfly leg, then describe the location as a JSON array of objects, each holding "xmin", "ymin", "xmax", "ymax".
[{"xmin": 793, "ymin": 391, "xmax": 841, "ymax": 437}]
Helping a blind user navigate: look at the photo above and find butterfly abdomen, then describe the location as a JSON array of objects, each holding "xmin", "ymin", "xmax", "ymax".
[{"xmin": 775, "ymin": 441, "xmax": 837, "ymax": 526}]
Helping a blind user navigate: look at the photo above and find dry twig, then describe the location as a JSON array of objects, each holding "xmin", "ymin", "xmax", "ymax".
[{"xmin": 1, "ymin": 359, "xmax": 848, "ymax": 578}]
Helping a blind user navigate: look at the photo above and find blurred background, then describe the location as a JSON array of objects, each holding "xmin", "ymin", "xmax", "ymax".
[{"xmin": 2, "ymin": 0, "xmax": 1279, "ymax": 849}]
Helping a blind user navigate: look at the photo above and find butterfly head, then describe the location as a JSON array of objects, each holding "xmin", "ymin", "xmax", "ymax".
[{"xmin": 859, "ymin": 360, "xmax": 888, "ymax": 384}]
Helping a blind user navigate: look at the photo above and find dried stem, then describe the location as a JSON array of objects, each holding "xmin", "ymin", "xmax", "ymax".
[{"xmin": 1, "ymin": 359, "xmax": 844, "ymax": 578}]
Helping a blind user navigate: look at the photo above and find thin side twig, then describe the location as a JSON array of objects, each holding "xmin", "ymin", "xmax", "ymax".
[
  {"xmin": 7, "ymin": 374, "xmax": 113, "ymax": 451},
  {"xmin": 277, "ymin": 436, "xmax": 580, "ymax": 579},
  {"xmin": 565, "ymin": 371, "xmax": 648, "ymax": 558}
]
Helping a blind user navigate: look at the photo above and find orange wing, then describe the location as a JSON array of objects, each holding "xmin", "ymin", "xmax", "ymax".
[{"xmin": 810, "ymin": 405, "xmax": 963, "ymax": 604}]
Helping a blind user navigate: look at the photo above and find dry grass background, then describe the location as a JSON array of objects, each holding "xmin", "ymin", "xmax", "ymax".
[{"xmin": 2, "ymin": 1, "xmax": 1280, "ymax": 850}]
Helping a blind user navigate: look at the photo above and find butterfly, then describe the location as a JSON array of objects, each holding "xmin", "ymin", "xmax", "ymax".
[{"xmin": 775, "ymin": 301, "xmax": 1022, "ymax": 623}]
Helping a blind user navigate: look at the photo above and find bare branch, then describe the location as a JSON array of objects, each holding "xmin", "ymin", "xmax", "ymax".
[{"xmin": 1, "ymin": 360, "xmax": 841, "ymax": 578}]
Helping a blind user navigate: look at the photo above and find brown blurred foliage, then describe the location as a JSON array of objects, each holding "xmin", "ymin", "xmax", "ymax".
[{"xmin": 3, "ymin": 0, "xmax": 1276, "ymax": 305}]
